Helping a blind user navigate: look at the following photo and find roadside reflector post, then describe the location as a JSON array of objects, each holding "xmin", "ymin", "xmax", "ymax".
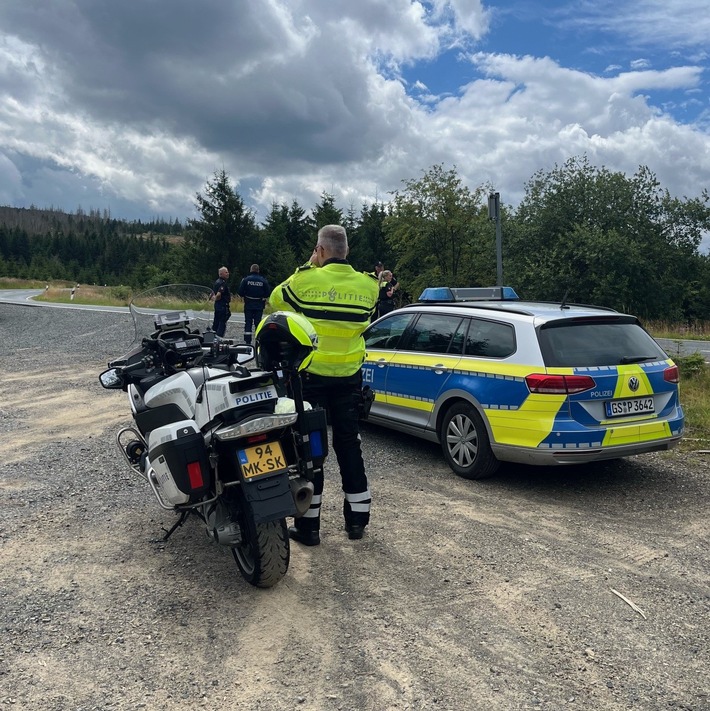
[{"xmin": 488, "ymin": 192, "xmax": 503, "ymax": 287}]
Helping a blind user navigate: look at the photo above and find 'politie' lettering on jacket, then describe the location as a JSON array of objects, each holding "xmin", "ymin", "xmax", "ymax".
[{"xmin": 270, "ymin": 261, "xmax": 378, "ymax": 377}]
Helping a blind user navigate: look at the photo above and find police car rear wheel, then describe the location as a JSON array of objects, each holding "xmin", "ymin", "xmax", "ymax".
[{"xmin": 440, "ymin": 403, "xmax": 499, "ymax": 480}]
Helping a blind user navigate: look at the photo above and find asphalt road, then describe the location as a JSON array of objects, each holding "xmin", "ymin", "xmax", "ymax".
[
  {"xmin": 0, "ymin": 289, "xmax": 246, "ymax": 323},
  {"xmin": 655, "ymin": 337, "xmax": 710, "ymax": 362},
  {"xmin": 0, "ymin": 288, "xmax": 127, "ymax": 313}
]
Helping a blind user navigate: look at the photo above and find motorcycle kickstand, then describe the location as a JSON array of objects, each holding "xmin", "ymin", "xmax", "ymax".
[{"xmin": 153, "ymin": 510, "xmax": 191, "ymax": 543}]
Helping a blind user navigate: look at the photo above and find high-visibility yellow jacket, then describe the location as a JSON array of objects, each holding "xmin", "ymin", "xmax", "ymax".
[{"xmin": 270, "ymin": 260, "xmax": 379, "ymax": 377}]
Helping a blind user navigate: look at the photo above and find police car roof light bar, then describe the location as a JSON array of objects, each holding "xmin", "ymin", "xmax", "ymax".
[{"xmin": 418, "ymin": 286, "xmax": 519, "ymax": 303}]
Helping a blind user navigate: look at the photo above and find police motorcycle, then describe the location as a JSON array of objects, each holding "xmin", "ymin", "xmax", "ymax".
[{"xmin": 99, "ymin": 284, "xmax": 328, "ymax": 588}]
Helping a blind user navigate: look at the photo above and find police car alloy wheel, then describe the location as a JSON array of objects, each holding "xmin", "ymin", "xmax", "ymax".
[{"xmin": 440, "ymin": 403, "xmax": 499, "ymax": 480}]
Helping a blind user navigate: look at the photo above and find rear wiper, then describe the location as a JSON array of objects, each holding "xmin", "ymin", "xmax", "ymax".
[{"xmin": 619, "ymin": 355, "xmax": 657, "ymax": 364}]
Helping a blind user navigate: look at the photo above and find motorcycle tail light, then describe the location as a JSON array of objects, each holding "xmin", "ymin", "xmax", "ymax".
[
  {"xmin": 187, "ymin": 461, "xmax": 204, "ymax": 489},
  {"xmin": 215, "ymin": 413, "xmax": 298, "ymax": 441}
]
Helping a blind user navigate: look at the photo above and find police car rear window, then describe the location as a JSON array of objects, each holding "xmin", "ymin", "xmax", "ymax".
[{"xmin": 538, "ymin": 319, "xmax": 667, "ymax": 367}]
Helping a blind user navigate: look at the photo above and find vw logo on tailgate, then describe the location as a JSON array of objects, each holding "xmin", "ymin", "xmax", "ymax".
[{"xmin": 628, "ymin": 376, "xmax": 640, "ymax": 392}]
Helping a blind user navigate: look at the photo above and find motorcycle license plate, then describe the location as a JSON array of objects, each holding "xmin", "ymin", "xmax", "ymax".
[{"xmin": 237, "ymin": 441, "xmax": 286, "ymax": 479}]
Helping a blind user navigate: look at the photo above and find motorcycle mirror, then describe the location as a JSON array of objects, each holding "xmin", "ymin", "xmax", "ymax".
[{"xmin": 99, "ymin": 368, "xmax": 124, "ymax": 389}]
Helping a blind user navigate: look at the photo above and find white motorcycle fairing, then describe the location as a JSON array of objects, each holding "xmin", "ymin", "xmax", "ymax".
[{"xmin": 144, "ymin": 371, "xmax": 199, "ymax": 420}]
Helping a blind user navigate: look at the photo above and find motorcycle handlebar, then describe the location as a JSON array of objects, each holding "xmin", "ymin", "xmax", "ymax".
[
  {"xmin": 228, "ymin": 344, "xmax": 254, "ymax": 355},
  {"xmin": 122, "ymin": 355, "xmax": 155, "ymax": 374},
  {"xmin": 209, "ymin": 341, "xmax": 254, "ymax": 356}
]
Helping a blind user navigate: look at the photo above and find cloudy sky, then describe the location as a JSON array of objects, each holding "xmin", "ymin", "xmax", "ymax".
[{"xmin": 0, "ymin": 0, "xmax": 708, "ymax": 226}]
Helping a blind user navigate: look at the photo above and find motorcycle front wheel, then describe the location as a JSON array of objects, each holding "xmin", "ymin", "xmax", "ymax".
[{"xmin": 232, "ymin": 517, "xmax": 290, "ymax": 588}]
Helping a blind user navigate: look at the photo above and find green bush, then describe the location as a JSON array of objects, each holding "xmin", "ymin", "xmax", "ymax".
[
  {"xmin": 675, "ymin": 352, "xmax": 707, "ymax": 378},
  {"xmin": 109, "ymin": 285, "xmax": 133, "ymax": 303}
]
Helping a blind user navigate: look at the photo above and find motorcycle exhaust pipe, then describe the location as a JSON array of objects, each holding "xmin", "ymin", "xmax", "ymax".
[{"xmin": 290, "ymin": 477, "xmax": 314, "ymax": 518}]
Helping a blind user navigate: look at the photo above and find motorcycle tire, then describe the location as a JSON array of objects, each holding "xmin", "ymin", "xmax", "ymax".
[{"xmin": 232, "ymin": 517, "xmax": 290, "ymax": 588}]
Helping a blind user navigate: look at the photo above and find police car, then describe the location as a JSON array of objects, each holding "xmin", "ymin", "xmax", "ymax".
[{"xmin": 361, "ymin": 287, "xmax": 684, "ymax": 479}]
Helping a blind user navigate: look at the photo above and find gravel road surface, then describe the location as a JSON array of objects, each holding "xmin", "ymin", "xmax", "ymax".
[{"xmin": 1, "ymin": 303, "xmax": 708, "ymax": 711}]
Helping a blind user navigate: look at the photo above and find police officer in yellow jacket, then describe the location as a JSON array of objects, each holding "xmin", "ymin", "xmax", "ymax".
[{"xmin": 270, "ymin": 224, "xmax": 379, "ymax": 544}]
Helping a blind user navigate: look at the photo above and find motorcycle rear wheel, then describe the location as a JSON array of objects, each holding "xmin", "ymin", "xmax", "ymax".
[{"xmin": 232, "ymin": 518, "xmax": 290, "ymax": 588}]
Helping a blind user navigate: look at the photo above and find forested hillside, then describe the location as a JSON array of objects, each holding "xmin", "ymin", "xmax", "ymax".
[{"xmin": 0, "ymin": 207, "xmax": 182, "ymax": 286}]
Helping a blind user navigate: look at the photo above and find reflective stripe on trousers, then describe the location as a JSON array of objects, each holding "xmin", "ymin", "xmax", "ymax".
[
  {"xmin": 344, "ymin": 489, "xmax": 371, "ymax": 514},
  {"xmin": 302, "ymin": 494, "xmax": 322, "ymax": 519}
]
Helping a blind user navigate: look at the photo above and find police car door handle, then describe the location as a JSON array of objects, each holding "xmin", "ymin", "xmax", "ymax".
[
  {"xmin": 431, "ymin": 363, "xmax": 449, "ymax": 374},
  {"xmin": 376, "ymin": 358, "xmax": 388, "ymax": 368}
]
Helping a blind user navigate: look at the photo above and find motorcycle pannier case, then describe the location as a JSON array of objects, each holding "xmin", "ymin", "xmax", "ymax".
[{"xmin": 147, "ymin": 420, "xmax": 211, "ymax": 505}]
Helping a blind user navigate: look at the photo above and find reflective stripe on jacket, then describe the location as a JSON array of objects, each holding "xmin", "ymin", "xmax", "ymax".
[{"xmin": 270, "ymin": 262, "xmax": 379, "ymax": 377}]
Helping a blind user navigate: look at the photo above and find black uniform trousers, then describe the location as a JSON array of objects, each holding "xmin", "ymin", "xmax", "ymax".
[
  {"xmin": 243, "ymin": 306, "xmax": 264, "ymax": 344},
  {"xmin": 212, "ymin": 305, "xmax": 230, "ymax": 337},
  {"xmin": 295, "ymin": 370, "xmax": 371, "ymax": 531}
]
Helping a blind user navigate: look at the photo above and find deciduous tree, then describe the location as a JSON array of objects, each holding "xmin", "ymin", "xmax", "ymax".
[{"xmin": 384, "ymin": 165, "xmax": 494, "ymax": 299}]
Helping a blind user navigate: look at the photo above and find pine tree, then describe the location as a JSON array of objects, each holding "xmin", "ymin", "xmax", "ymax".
[{"xmin": 182, "ymin": 169, "xmax": 258, "ymax": 285}]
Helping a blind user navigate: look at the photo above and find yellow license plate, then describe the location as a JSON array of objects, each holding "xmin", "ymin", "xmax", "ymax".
[{"xmin": 237, "ymin": 441, "xmax": 286, "ymax": 479}]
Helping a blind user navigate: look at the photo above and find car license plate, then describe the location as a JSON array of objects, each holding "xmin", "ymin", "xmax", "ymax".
[
  {"xmin": 237, "ymin": 441, "xmax": 286, "ymax": 479},
  {"xmin": 605, "ymin": 397, "xmax": 655, "ymax": 418}
]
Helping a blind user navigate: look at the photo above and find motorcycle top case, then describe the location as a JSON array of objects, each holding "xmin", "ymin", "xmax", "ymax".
[{"xmin": 146, "ymin": 419, "xmax": 211, "ymax": 506}]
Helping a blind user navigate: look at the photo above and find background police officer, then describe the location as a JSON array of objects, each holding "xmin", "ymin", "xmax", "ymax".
[
  {"xmin": 210, "ymin": 266, "xmax": 231, "ymax": 337},
  {"xmin": 237, "ymin": 264, "xmax": 271, "ymax": 344},
  {"xmin": 270, "ymin": 225, "xmax": 379, "ymax": 545}
]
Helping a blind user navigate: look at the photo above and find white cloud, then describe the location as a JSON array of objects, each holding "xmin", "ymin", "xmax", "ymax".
[
  {"xmin": 563, "ymin": 0, "xmax": 710, "ymax": 50},
  {"xmin": 410, "ymin": 53, "xmax": 709, "ymax": 205},
  {"xmin": 0, "ymin": 0, "xmax": 707, "ymax": 227}
]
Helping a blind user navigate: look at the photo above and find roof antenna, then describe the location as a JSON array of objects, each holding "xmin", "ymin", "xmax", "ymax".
[{"xmin": 560, "ymin": 289, "xmax": 569, "ymax": 310}]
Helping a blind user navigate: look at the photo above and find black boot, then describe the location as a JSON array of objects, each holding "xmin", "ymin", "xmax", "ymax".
[
  {"xmin": 345, "ymin": 523, "xmax": 365, "ymax": 540},
  {"xmin": 288, "ymin": 526, "xmax": 320, "ymax": 546}
]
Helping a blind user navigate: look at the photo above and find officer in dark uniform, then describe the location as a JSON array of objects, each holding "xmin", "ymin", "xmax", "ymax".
[
  {"xmin": 374, "ymin": 260, "xmax": 398, "ymax": 291},
  {"xmin": 237, "ymin": 264, "xmax": 271, "ymax": 344},
  {"xmin": 210, "ymin": 266, "xmax": 231, "ymax": 337},
  {"xmin": 270, "ymin": 225, "xmax": 379, "ymax": 545}
]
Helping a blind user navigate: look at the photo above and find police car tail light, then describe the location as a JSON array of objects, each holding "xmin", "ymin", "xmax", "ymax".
[
  {"xmin": 525, "ymin": 374, "xmax": 596, "ymax": 395},
  {"xmin": 663, "ymin": 365, "xmax": 679, "ymax": 384}
]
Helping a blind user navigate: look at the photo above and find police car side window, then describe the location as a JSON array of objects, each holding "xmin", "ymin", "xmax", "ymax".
[
  {"xmin": 406, "ymin": 314, "xmax": 464, "ymax": 355},
  {"xmin": 465, "ymin": 318, "xmax": 515, "ymax": 358},
  {"xmin": 449, "ymin": 319, "xmax": 467, "ymax": 355},
  {"xmin": 364, "ymin": 313, "xmax": 414, "ymax": 350}
]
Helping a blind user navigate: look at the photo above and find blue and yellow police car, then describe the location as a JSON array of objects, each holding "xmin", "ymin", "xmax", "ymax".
[{"xmin": 361, "ymin": 287, "xmax": 684, "ymax": 479}]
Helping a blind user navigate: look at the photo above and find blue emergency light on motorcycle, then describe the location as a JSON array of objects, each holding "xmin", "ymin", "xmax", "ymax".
[{"xmin": 418, "ymin": 286, "xmax": 519, "ymax": 302}]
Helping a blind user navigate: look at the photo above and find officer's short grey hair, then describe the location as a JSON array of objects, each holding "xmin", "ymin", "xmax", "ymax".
[
  {"xmin": 250, "ymin": 264, "xmax": 259, "ymax": 272},
  {"xmin": 317, "ymin": 225, "xmax": 348, "ymax": 258}
]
